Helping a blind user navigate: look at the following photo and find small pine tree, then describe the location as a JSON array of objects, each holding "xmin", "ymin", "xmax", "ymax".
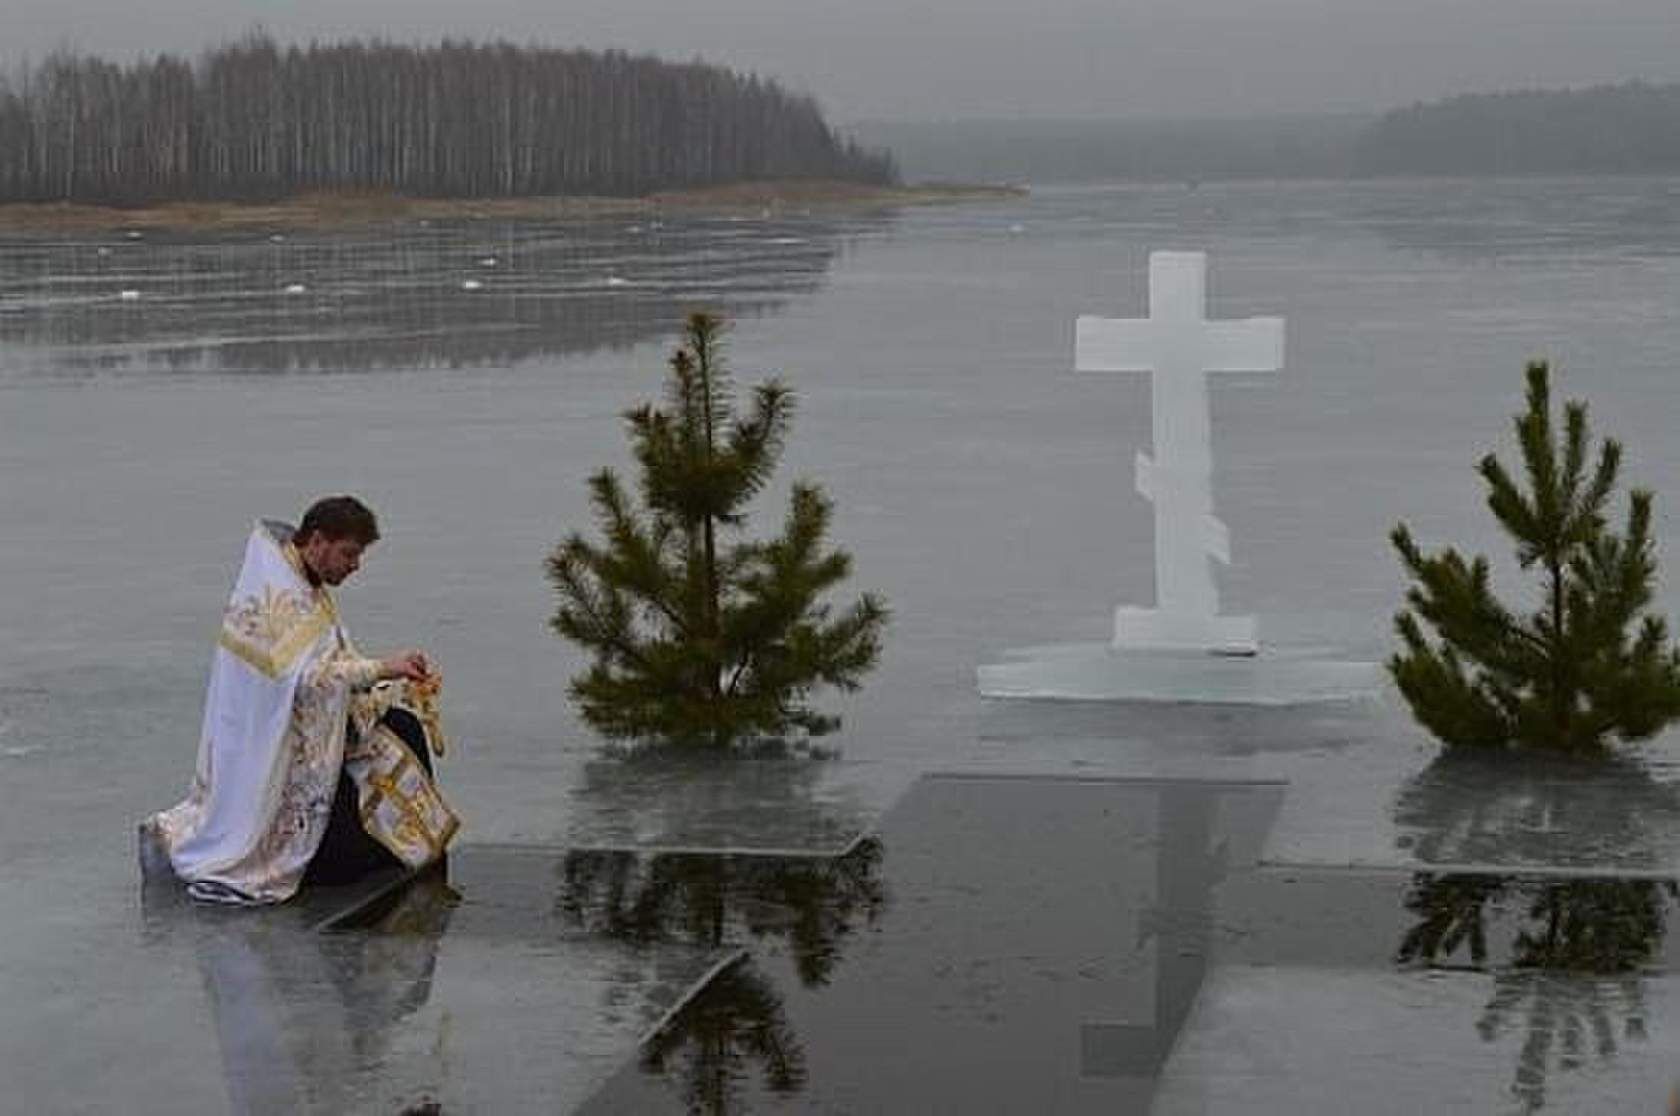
[
  {"xmin": 547, "ymin": 311, "xmax": 888, "ymax": 749},
  {"xmin": 1390, "ymin": 361, "xmax": 1680, "ymax": 756}
]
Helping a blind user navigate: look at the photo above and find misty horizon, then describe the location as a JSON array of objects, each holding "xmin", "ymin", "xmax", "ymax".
[{"xmin": 4, "ymin": 2, "xmax": 1679, "ymax": 124}]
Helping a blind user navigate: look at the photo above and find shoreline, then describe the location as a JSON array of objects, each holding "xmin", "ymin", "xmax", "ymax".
[{"xmin": 0, "ymin": 181, "xmax": 1025, "ymax": 233}]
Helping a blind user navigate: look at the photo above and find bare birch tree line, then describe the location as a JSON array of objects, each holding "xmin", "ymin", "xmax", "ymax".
[{"xmin": 0, "ymin": 35, "xmax": 896, "ymax": 203}]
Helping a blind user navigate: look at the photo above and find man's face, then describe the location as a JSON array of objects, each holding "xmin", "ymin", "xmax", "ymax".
[{"xmin": 299, "ymin": 533, "xmax": 368, "ymax": 586}]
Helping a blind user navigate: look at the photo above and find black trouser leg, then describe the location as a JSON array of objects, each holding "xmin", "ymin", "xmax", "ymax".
[{"xmin": 304, "ymin": 709, "xmax": 435, "ymax": 886}]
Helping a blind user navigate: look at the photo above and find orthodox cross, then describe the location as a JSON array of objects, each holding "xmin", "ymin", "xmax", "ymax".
[{"xmin": 1075, "ymin": 251, "xmax": 1284, "ymax": 655}]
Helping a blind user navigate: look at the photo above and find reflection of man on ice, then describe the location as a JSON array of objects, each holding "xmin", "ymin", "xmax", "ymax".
[{"xmin": 144, "ymin": 495, "xmax": 459, "ymax": 904}]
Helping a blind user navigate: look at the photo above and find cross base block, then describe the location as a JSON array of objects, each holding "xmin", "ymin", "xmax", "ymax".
[
  {"xmin": 1113, "ymin": 607, "xmax": 1258, "ymax": 656},
  {"xmin": 977, "ymin": 643, "xmax": 1384, "ymax": 705}
]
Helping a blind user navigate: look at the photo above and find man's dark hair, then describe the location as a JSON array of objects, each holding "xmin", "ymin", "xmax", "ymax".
[{"xmin": 296, "ymin": 495, "xmax": 380, "ymax": 546}]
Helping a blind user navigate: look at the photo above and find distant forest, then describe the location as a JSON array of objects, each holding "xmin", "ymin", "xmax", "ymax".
[
  {"xmin": 853, "ymin": 82, "xmax": 1680, "ymax": 184},
  {"xmin": 0, "ymin": 35, "xmax": 896, "ymax": 204},
  {"xmin": 1352, "ymin": 83, "xmax": 1680, "ymax": 176}
]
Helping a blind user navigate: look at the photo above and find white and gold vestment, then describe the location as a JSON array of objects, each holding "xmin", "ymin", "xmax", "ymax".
[{"xmin": 146, "ymin": 520, "xmax": 459, "ymax": 904}]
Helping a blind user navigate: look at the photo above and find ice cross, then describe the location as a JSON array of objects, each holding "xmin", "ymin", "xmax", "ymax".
[{"xmin": 1075, "ymin": 251, "xmax": 1284, "ymax": 655}]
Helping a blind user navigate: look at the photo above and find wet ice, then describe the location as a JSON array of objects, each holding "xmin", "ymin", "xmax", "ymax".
[{"xmin": 9, "ymin": 180, "xmax": 1680, "ymax": 1111}]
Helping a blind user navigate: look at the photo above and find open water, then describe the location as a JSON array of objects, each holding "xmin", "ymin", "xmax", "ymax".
[{"xmin": 9, "ymin": 177, "xmax": 1680, "ymax": 1110}]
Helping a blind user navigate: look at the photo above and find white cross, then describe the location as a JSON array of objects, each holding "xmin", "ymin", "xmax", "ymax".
[{"xmin": 1075, "ymin": 251, "xmax": 1283, "ymax": 655}]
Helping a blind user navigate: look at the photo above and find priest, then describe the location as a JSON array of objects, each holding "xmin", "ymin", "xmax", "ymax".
[{"xmin": 144, "ymin": 495, "xmax": 460, "ymax": 904}]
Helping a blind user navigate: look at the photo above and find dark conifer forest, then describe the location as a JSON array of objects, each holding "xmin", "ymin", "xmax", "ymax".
[
  {"xmin": 1352, "ymin": 83, "xmax": 1680, "ymax": 177},
  {"xmin": 0, "ymin": 35, "xmax": 896, "ymax": 203}
]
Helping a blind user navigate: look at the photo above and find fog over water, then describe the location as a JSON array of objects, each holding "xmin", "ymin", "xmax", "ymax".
[{"xmin": 5, "ymin": 0, "xmax": 1680, "ymax": 120}]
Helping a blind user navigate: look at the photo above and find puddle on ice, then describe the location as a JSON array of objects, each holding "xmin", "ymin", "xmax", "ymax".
[{"xmin": 558, "ymin": 776, "xmax": 1680, "ymax": 1113}]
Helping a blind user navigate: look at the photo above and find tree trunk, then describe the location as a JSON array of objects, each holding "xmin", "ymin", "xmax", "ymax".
[{"xmin": 1550, "ymin": 558, "xmax": 1569, "ymax": 747}]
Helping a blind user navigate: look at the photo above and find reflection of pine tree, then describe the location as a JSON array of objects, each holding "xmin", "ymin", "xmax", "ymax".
[
  {"xmin": 734, "ymin": 839, "xmax": 885, "ymax": 986},
  {"xmin": 557, "ymin": 839, "xmax": 885, "ymax": 984},
  {"xmin": 1396, "ymin": 873, "xmax": 1507, "ymax": 967},
  {"xmin": 556, "ymin": 849, "xmax": 644, "ymax": 938},
  {"xmin": 1397, "ymin": 875, "xmax": 1676, "ymax": 1113},
  {"xmin": 1512, "ymin": 880, "xmax": 1673, "ymax": 971},
  {"xmin": 641, "ymin": 960, "xmax": 805, "ymax": 1116},
  {"xmin": 1476, "ymin": 973, "xmax": 1646, "ymax": 1114},
  {"xmin": 1393, "ymin": 749, "xmax": 1680, "ymax": 868},
  {"xmin": 561, "ymin": 846, "xmax": 884, "ymax": 1110}
]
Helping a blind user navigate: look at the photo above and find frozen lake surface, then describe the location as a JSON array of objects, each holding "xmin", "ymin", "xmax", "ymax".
[{"xmin": 8, "ymin": 177, "xmax": 1680, "ymax": 1111}]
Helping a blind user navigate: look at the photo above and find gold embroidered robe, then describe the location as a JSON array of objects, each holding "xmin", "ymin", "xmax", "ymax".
[{"xmin": 146, "ymin": 520, "xmax": 458, "ymax": 904}]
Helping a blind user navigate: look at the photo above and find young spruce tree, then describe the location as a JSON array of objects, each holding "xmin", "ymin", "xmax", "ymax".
[
  {"xmin": 548, "ymin": 312, "xmax": 888, "ymax": 749},
  {"xmin": 1390, "ymin": 361, "xmax": 1680, "ymax": 756}
]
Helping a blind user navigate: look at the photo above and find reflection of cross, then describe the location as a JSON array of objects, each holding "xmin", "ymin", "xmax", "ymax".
[
  {"xmin": 1076, "ymin": 252, "xmax": 1283, "ymax": 655},
  {"xmin": 1080, "ymin": 784, "xmax": 1226, "ymax": 1079}
]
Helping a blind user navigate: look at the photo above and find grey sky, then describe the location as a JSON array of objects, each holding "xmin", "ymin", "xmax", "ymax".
[{"xmin": 6, "ymin": 0, "xmax": 1680, "ymax": 122}]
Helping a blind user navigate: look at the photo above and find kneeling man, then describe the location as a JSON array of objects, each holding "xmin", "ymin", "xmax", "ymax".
[{"xmin": 145, "ymin": 495, "xmax": 459, "ymax": 904}]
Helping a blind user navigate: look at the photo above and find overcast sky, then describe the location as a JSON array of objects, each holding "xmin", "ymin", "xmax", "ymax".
[{"xmin": 5, "ymin": 0, "xmax": 1680, "ymax": 122}]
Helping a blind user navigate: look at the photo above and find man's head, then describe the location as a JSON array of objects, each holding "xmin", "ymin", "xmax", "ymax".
[{"xmin": 294, "ymin": 495, "xmax": 380, "ymax": 587}]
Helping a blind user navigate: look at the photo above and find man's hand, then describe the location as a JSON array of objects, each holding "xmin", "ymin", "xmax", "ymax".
[{"xmin": 378, "ymin": 650, "xmax": 432, "ymax": 683}]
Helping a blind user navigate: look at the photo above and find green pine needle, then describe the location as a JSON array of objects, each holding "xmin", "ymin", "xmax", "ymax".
[{"xmin": 1389, "ymin": 360, "xmax": 1680, "ymax": 755}]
